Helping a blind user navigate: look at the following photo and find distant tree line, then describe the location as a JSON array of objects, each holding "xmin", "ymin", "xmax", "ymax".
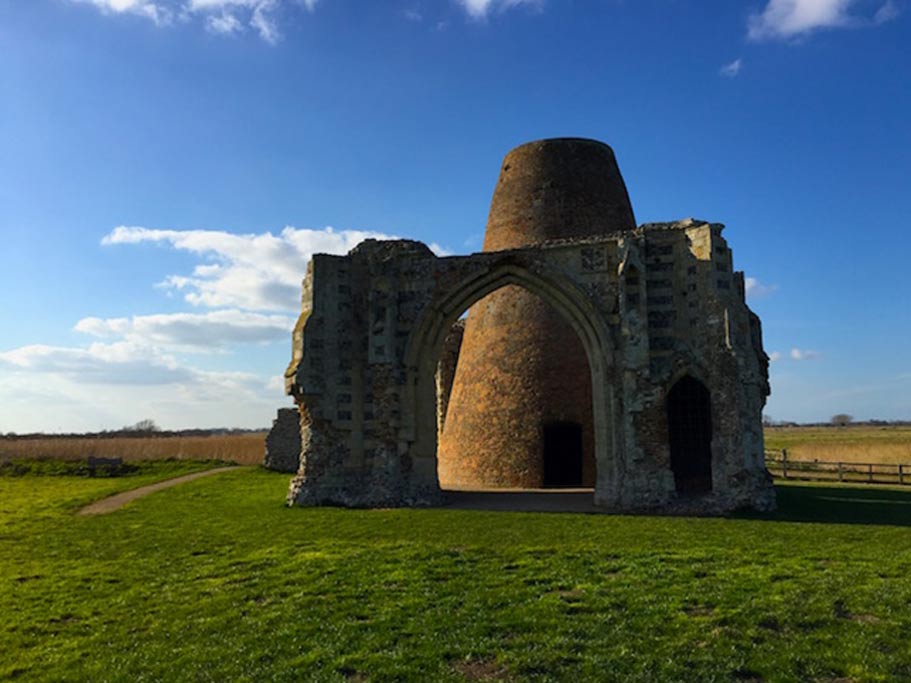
[
  {"xmin": 1, "ymin": 419, "xmax": 269, "ymax": 440},
  {"xmin": 762, "ymin": 414, "xmax": 909, "ymax": 428}
]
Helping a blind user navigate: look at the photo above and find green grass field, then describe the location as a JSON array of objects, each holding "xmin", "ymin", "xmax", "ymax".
[{"xmin": 4, "ymin": 466, "xmax": 911, "ymax": 682}]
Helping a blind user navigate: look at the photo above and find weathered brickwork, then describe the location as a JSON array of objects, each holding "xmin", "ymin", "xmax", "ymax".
[
  {"xmin": 437, "ymin": 286, "xmax": 597, "ymax": 488},
  {"xmin": 438, "ymin": 139, "xmax": 634, "ymax": 488},
  {"xmin": 285, "ymin": 141, "xmax": 774, "ymax": 513}
]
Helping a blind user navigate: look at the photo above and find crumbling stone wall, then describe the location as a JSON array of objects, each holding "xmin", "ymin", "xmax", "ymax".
[
  {"xmin": 263, "ymin": 407, "xmax": 302, "ymax": 473},
  {"xmin": 283, "ymin": 218, "xmax": 775, "ymax": 514},
  {"xmin": 435, "ymin": 318, "xmax": 465, "ymax": 439}
]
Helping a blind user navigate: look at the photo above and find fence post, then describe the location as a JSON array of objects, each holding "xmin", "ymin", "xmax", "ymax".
[
  {"xmin": 901, "ymin": 465, "xmax": 905, "ymax": 486},
  {"xmin": 782, "ymin": 449, "xmax": 788, "ymax": 480},
  {"xmin": 868, "ymin": 463, "xmax": 874, "ymax": 483},
  {"xmin": 838, "ymin": 462, "xmax": 844, "ymax": 482}
]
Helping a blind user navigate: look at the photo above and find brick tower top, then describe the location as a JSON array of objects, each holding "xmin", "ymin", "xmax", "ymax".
[{"xmin": 482, "ymin": 138, "xmax": 637, "ymax": 252}]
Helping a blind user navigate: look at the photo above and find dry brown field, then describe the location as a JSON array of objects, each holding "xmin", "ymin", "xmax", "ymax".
[
  {"xmin": 764, "ymin": 425, "xmax": 911, "ymax": 464},
  {"xmin": 3, "ymin": 425, "xmax": 909, "ymax": 469},
  {"xmin": 0, "ymin": 433, "xmax": 267, "ymax": 466}
]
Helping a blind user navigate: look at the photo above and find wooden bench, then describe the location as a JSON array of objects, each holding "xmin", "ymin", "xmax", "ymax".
[{"xmin": 87, "ymin": 456, "xmax": 124, "ymax": 477}]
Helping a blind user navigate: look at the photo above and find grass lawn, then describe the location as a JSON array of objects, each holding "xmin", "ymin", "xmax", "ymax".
[{"xmin": 3, "ymin": 468, "xmax": 911, "ymax": 682}]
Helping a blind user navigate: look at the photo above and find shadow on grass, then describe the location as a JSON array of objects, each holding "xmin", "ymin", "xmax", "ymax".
[
  {"xmin": 739, "ymin": 483, "xmax": 911, "ymax": 527},
  {"xmin": 443, "ymin": 484, "xmax": 911, "ymax": 527},
  {"xmin": 442, "ymin": 489, "xmax": 600, "ymax": 513}
]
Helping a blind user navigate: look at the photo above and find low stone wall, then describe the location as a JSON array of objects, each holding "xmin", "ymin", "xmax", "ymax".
[{"xmin": 263, "ymin": 408, "xmax": 302, "ymax": 473}]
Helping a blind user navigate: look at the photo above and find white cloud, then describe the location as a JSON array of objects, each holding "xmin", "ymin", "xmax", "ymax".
[
  {"xmin": 0, "ymin": 311, "xmax": 294, "ymax": 431},
  {"xmin": 75, "ymin": 310, "xmax": 294, "ymax": 351},
  {"xmin": 0, "ymin": 342, "xmax": 281, "ymax": 431},
  {"xmin": 767, "ymin": 348, "xmax": 821, "ymax": 362},
  {"xmin": 748, "ymin": 0, "xmax": 899, "ymax": 41},
  {"xmin": 720, "ymin": 58, "xmax": 742, "ymax": 78},
  {"xmin": 790, "ymin": 347, "xmax": 821, "ymax": 360},
  {"xmin": 70, "ymin": 0, "xmax": 171, "ymax": 24},
  {"xmin": 458, "ymin": 0, "xmax": 542, "ymax": 20},
  {"xmin": 102, "ymin": 225, "xmax": 449, "ymax": 312},
  {"xmin": 745, "ymin": 277, "xmax": 777, "ymax": 299},
  {"xmin": 248, "ymin": 11, "xmax": 278, "ymax": 41},
  {"xmin": 4, "ymin": 223, "xmax": 449, "ymax": 431},
  {"xmin": 189, "ymin": 0, "xmax": 297, "ymax": 43},
  {"xmin": 0, "ymin": 341, "xmax": 193, "ymax": 386},
  {"xmin": 206, "ymin": 11, "xmax": 243, "ymax": 34},
  {"xmin": 67, "ymin": 0, "xmax": 550, "ymax": 37},
  {"xmin": 67, "ymin": 0, "xmax": 322, "ymax": 41}
]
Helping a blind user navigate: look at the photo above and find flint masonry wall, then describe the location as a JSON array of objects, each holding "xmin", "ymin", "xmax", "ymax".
[
  {"xmin": 435, "ymin": 319, "xmax": 465, "ymax": 440},
  {"xmin": 263, "ymin": 408, "xmax": 302, "ymax": 473},
  {"xmin": 284, "ymin": 218, "xmax": 775, "ymax": 514}
]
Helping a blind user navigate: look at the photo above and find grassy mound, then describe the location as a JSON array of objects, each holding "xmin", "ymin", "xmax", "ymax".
[{"xmin": 2, "ymin": 469, "xmax": 911, "ymax": 682}]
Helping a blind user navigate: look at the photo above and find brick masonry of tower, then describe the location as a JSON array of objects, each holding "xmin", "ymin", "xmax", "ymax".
[{"xmin": 438, "ymin": 139, "xmax": 636, "ymax": 489}]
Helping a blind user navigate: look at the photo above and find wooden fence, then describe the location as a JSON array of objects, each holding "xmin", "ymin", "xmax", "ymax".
[{"xmin": 765, "ymin": 449, "xmax": 911, "ymax": 486}]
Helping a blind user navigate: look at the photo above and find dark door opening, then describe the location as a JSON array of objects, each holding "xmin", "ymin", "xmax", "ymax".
[
  {"xmin": 543, "ymin": 421, "xmax": 583, "ymax": 487},
  {"xmin": 667, "ymin": 376, "xmax": 713, "ymax": 495}
]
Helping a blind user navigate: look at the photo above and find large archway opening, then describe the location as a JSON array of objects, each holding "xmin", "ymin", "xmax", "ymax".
[
  {"xmin": 666, "ymin": 375, "xmax": 713, "ymax": 495},
  {"xmin": 403, "ymin": 261, "xmax": 614, "ymax": 505},
  {"xmin": 436, "ymin": 283, "xmax": 596, "ymax": 490}
]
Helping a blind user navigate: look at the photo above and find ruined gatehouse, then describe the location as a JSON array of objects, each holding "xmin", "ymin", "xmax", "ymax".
[{"xmin": 278, "ymin": 138, "xmax": 775, "ymax": 514}]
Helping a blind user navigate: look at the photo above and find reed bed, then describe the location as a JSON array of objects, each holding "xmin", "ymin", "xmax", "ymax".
[
  {"xmin": 4, "ymin": 426, "xmax": 909, "ymax": 468},
  {"xmin": 765, "ymin": 426, "xmax": 911, "ymax": 465},
  {"xmin": 0, "ymin": 433, "xmax": 267, "ymax": 466}
]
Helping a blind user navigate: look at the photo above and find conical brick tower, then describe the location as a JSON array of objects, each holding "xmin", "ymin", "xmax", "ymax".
[{"xmin": 437, "ymin": 138, "xmax": 636, "ymax": 489}]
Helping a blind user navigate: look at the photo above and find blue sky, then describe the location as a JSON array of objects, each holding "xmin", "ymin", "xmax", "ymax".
[{"xmin": 1, "ymin": 0, "xmax": 909, "ymax": 431}]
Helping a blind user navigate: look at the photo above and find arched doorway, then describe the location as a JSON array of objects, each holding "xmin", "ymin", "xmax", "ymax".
[
  {"xmin": 666, "ymin": 376, "xmax": 713, "ymax": 495},
  {"xmin": 436, "ymin": 282, "xmax": 595, "ymax": 489},
  {"xmin": 402, "ymin": 259, "xmax": 615, "ymax": 501}
]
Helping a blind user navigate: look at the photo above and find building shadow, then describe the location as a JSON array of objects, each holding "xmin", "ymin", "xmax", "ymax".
[
  {"xmin": 735, "ymin": 483, "xmax": 911, "ymax": 527},
  {"xmin": 442, "ymin": 484, "xmax": 911, "ymax": 527},
  {"xmin": 441, "ymin": 489, "xmax": 600, "ymax": 513}
]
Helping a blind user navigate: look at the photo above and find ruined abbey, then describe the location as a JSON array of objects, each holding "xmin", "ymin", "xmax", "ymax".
[{"xmin": 273, "ymin": 138, "xmax": 775, "ymax": 514}]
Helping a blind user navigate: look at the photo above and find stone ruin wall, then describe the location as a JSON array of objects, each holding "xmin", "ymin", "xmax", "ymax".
[
  {"xmin": 263, "ymin": 407, "xmax": 302, "ymax": 473},
  {"xmin": 282, "ymin": 219, "xmax": 775, "ymax": 514},
  {"xmin": 267, "ymin": 322, "xmax": 466, "ymax": 473},
  {"xmin": 435, "ymin": 318, "xmax": 465, "ymax": 440}
]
